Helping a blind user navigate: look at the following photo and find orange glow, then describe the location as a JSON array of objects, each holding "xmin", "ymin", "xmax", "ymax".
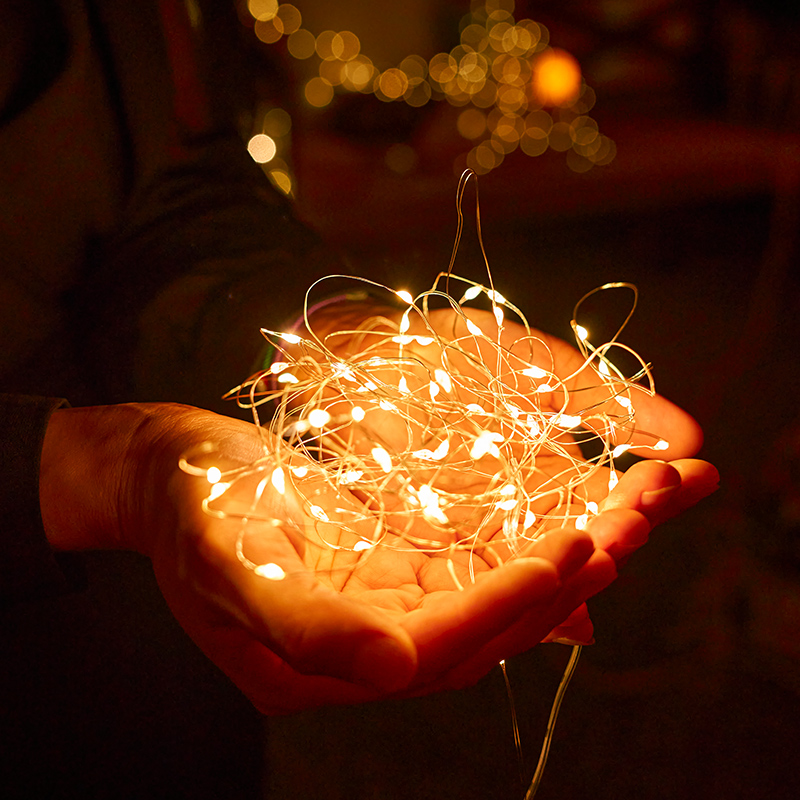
[
  {"xmin": 304, "ymin": 76, "xmax": 334, "ymax": 107},
  {"xmin": 531, "ymin": 48, "xmax": 582, "ymax": 107},
  {"xmin": 247, "ymin": 133, "xmax": 277, "ymax": 163}
]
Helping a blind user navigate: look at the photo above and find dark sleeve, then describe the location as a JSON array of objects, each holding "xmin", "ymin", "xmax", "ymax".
[
  {"xmin": 73, "ymin": 135, "xmax": 341, "ymax": 414},
  {"xmin": 67, "ymin": 0, "xmax": 343, "ymax": 414},
  {"xmin": 0, "ymin": 393, "xmax": 83, "ymax": 602}
]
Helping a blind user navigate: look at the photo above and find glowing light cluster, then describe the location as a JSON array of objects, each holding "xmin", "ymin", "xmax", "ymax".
[
  {"xmin": 180, "ymin": 175, "xmax": 664, "ymax": 587},
  {"xmin": 242, "ymin": 0, "xmax": 615, "ymax": 176}
]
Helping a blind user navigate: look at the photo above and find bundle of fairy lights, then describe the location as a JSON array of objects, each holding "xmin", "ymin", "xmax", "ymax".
[
  {"xmin": 181, "ymin": 253, "xmax": 665, "ymax": 589},
  {"xmin": 178, "ymin": 172, "xmax": 671, "ymax": 797}
]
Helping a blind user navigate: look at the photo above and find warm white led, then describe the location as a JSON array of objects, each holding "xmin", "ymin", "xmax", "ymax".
[
  {"xmin": 470, "ymin": 430, "xmax": 503, "ymax": 459},
  {"xmin": 271, "ymin": 466, "xmax": 286, "ymax": 494},
  {"xmin": 307, "ymin": 408, "xmax": 331, "ymax": 427},
  {"xmin": 522, "ymin": 365, "xmax": 547, "ymax": 379},
  {"xmin": 523, "ymin": 510, "xmax": 536, "ymax": 530},
  {"xmin": 254, "ymin": 563, "xmax": 286, "ymax": 581},
  {"xmin": 371, "ymin": 446, "xmax": 392, "ymax": 473},
  {"xmin": 434, "ymin": 369, "xmax": 452, "ymax": 392},
  {"xmin": 208, "ymin": 482, "xmax": 230, "ymax": 501},
  {"xmin": 466, "ymin": 319, "xmax": 484, "ymax": 337},
  {"xmin": 338, "ymin": 469, "xmax": 363, "ymax": 485},
  {"xmin": 461, "ymin": 285, "xmax": 482, "ymax": 302}
]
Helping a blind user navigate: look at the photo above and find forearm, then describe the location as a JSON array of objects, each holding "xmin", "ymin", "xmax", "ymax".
[
  {"xmin": 39, "ymin": 402, "xmax": 268, "ymax": 556},
  {"xmin": 39, "ymin": 404, "xmax": 145, "ymax": 552}
]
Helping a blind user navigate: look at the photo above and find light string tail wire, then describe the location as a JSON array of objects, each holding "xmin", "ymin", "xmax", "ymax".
[{"xmin": 524, "ymin": 644, "xmax": 583, "ymax": 800}]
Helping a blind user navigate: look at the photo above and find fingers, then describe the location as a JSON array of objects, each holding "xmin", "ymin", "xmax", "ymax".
[
  {"xmin": 399, "ymin": 553, "xmax": 563, "ymax": 680},
  {"xmin": 598, "ymin": 458, "xmax": 719, "ymax": 527},
  {"xmin": 399, "ymin": 529, "xmax": 602, "ymax": 685},
  {"xmin": 625, "ymin": 397, "xmax": 704, "ymax": 459},
  {"xmin": 421, "ymin": 548, "xmax": 616, "ymax": 692},
  {"xmin": 586, "ymin": 507, "xmax": 651, "ymax": 564}
]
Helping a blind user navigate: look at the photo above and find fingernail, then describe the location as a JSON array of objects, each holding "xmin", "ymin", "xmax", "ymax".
[
  {"xmin": 640, "ymin": 483, "xmax": 679, "ymax": 508},
  {"xmin": 350, "ymin": 636, "xmax": 415, "ymax": 693}
]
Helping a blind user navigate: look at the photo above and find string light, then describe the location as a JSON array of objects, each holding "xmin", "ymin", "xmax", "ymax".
[
  {"xmin": 242, "ymin": 0, "xmax": 615, "ymax": 183},
  {"xmin": 180, "ymin": 172, "xmax": 664, "ymax": 586},
  {"xmin": 177, "ymin": 170, "xmax": 675, "ymax": 798}
]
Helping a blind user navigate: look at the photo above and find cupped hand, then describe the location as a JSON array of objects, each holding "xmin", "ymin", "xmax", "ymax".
[
  {"xmin": 125, "ymin": 405, "xmax": 599, "ymax": 713},
  {"xmin": 130, "ymin": 398, "xmax": 714, "ymax": 714},
  {"xmin": 39, "ymin": 298, "xmax": 717, "ymax": 717}
]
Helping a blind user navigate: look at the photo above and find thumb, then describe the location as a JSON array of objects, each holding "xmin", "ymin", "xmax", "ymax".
[{"xmin": 246, "ymin": 569, "xmax": 418, "ymax": 692}]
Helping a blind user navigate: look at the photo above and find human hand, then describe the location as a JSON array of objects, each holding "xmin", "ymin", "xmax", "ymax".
[
  {"xmin": 38, "ymin": 400, "xmax": 715, "ymax": 714},
  {"xmin": 163, "ymin": 301, "xmax": 715, "ymax": 702}
]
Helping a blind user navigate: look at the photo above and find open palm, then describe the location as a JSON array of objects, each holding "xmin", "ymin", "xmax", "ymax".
[{"xmin": 138, "ymin": 303, "xmax": 717, "ymax": 714}]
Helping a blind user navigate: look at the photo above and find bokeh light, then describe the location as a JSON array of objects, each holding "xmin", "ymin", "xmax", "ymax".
[
  {"xmin": 247, "ymin": 0, "xmax": 277, "ymax": 21},
  {"xmin": 532, "ymin": 48, "xmax": 582, "ymax": 107},
  {"xmin": 247, "ymin": 133, "xmax": 277, "ymax": 163},
  {"xmin": 304, "ymin": 76, "xmax": 334, "ymax": 108},
  {"xmin": 243, "ymin": 1, "xmax": 614, "ymax": 177}
]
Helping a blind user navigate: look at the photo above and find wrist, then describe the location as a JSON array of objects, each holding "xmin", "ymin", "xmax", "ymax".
[{"xmin": 39, "ymin": 404, "xmax": 147, "ymax": 552}]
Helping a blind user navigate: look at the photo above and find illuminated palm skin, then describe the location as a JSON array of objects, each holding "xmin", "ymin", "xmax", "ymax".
[
  {"xmin": 142, "ymin": 402, "xmax": 714, "ymax": 714},
  {"xmin": 274, "ymin": 307, "xmax": 703, "ymax": 561},
  {"xmin": 138, "ymin": 310, "xmax": 716, "ymax": 713}
]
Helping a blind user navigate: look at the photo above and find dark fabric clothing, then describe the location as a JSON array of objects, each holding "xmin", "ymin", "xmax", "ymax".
[
  {"xmin": 1, "ymin": 0, "xmax": 332, "ymax": 410},
  {"xmin": 0, "ymin": 393, "xmax": 76, "ymax": 602},
  {"xmin": 0, "ymin": 1, "xmax": 326, "ymax": 796}
]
